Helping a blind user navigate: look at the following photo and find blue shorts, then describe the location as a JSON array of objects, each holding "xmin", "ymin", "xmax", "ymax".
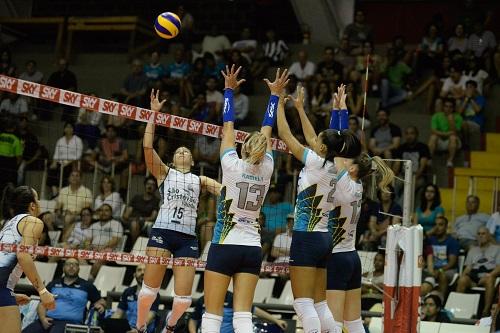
[
  {"xmin": 327, "ymin": 250, "xmax": 362, "ymax": 290},
  {"xmin": 289, "ymin": 231, "xmax": 332, "ymax": 268},
  {"xmin": 0, "ymin": 288, "xmax": 16, "ymax": 307},
  {"xmin": 206, "ymin": 243, "xmax": 262, "ymax": 276},
  {"xmin": 147, "ymin": 228, "xmax": 199, "ymax": 258}
]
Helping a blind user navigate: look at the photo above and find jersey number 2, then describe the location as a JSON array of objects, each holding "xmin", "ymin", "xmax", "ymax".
[{"xmin": 236, "ymin": 182, "xmax": 265, "ymax": 211}]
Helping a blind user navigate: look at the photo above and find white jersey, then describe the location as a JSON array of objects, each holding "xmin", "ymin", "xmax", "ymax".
[
  {"xmin": 67, "ymin": 222, "xmax": 93, "ymax": 247},
  {"xmin": 294, "ymin": 149, "xmax": 338, "ymax": 233},
  {"xmin": 0, "ymin": 214, "xmax": 30, "ymax": 290},
  {"xmin": 155, "ymin": 168, "xmax": 201, "ymax": 236},
  {"xmin": 331, "ymin": 170, "xmax": 363, "ymax": 253},
  {"xmin": 213, "ymin": 148, "xmax": 274, "ymax": 247}
]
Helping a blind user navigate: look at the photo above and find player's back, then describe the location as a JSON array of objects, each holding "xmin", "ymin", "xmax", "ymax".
[{"xmin": 0, "ymin": 214, "xmax": 30, "ymax": 289}]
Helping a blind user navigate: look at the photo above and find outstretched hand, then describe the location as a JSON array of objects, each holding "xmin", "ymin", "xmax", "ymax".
[
  {"xmin": 264, "ymin": 68, "xmax": 290, "ymax": 96},
  {"xmin": 288, "ymin": 84, "xmax": 305, "ymax": 110},
  {"xmin": 221, "ymin": 64, "xmax": 246, "ymax": 90},
  {"xmin": 150, "ymin": 89, "xmax": 167, "ymax": 112},
  {"xmin": 332, "ymin": 84, "xmax": 347, "ymax": 109}
]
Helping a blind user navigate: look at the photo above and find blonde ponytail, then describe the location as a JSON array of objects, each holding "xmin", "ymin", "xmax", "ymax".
[
  {"xmin": 243, "ymin": 132, "xmax": 267, "ymax": 165},
  {"xmin": 371, "ymin": 156, "xmax": 395, "ymax": 193}
]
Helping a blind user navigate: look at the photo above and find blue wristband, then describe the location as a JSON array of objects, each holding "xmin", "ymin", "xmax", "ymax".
[
  {"xmin": 329, "ymin": 110, "xmax": 340, "ymax": 130},
  {"xmin": 262, "ymin": 95, "xmax": 279, "ymax": 127},
  {"xmin": 222, "ymin": 89, "xmax": 235, "ymax": 123},
  {"xmin": 339, "ymin": 109, "xmax": 349, "ymax": 130}
]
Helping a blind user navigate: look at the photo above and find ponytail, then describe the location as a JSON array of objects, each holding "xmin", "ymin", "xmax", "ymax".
[
  {"xmin": 243, "ymin": 132, "xmax": 267, "ymax": 165},
  {"xmin": 354, "ymin": 153, "xmax": 395, "ymax": 193}
]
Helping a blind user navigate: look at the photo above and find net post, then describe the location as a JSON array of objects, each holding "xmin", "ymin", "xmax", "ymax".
[
  {"xmin": 402, "ymin": 159, "xmax": 413, "ymax": 227},
  {"xmin": 41, "ymin": 159, "xmax": 48, "ymax": 200}
]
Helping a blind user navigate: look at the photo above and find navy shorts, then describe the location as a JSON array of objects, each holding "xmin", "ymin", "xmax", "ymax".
[
  {"xmin": 327, "ymin": 250, "xmax": 362, "ymax": 290},
  {"xmin": 289, "ymin": 231, "xmax": 332, "ymax": 268},
  {"xmin": 205, "ymin": 243, "xmax": 262, "ymax": 276},
  {"xmin": 147, "ymin": 228, "xmax": 199, "ymax": 258},
  {"xmin": 0, "ymin": 288, "xmax": 16, "ymax": 307}
]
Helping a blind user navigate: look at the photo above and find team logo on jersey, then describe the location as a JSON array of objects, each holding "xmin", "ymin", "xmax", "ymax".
[
  {"xmin": 329, "ymin": 206, "xmax": 347, "ymax": 248},
  {"xmin": 216, "ymin": 187, "xmax": 236, "ymax": 243},
  {"xmin": 296, "ymin": 184, "xmax": 324, "ymax": 231}
]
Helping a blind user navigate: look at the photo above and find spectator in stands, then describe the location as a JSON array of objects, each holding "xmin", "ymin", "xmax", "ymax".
[
  {"xmin": 315, "ymin": 46, "xmax": 343, "ymax": 84},
  {"xmin": 348, "ymin": 115, "xmax": 367, "ymax": 152},
  {"xmin": 0, "ymin": 92, "xmax": 28, "ymax": 116},
  {"xmin": 261, "ymin": 184, "xmax": 294, "ymax": 233},
  {"xmin": 0, "ymin": 118, "xmax": 22, "ymax": 192},
  {"xmin": 457, "ymin": 226, "xmax": 500, "ymax": 317},
  {"xmin": 426, "ymin": 216, "xmax": 460, "ymax": 296},
  {"xmin": 343, "ymin": 9, "xmax": 373, "ymax": 54},
  {"xmin": 202, "ymin": 24, "xmax": 231, "ymax": 60},
  {"xmin": 251, "ymin": 29, "xmax": 289, "ymax": 78},
  {"xmin": 440, "ymin": 65, "xmax": 467, "ymax": 100},
  {"xmin": 467, "ymin": 20, "xmax": 497, "ymax": 60},
  {"xmin": 458, "ymin": 79, "xmax": 485, "ymax": 133},
  {"xmin": 122, "ymin": 176, "xmax": 160, "ymax": 245},
  {"xmin": 232, "ymin": 27, "xmax": 258, "ymax": 64},
  {"xmin": 189, "ymin": 92, "xmax": 214, "ymax": 123},
  {"xmin": 89, "ymin": 203, "xmax": 124, "ymax": 278},
  {"xmin": 55, "ymin": 170, "xmax": 93, "ymax": 228},
  {"xmin": 393, "ymin": 126, "xmax": 431, "ymax": 190},
  {"xmin": 19, "ymin": 60, "xmax": 44, "ymax": 84},
  {"xmin": 143, "ymin": 50, "xmax": 167, "ymax": 88},
  {"xmin": 0, "ymin": 49, "xmax": 16, "ymax": 76},
  {"xmin": 346, "ymin": 69, "xmax": 365, "ymax": 119},
  {"xmin": 389, "ymin": 35, "xmax": 409, "ymax": 62},
  {"xmin": 288, "ymin": 50, "xmax": 316, "ymax": 83},
  {"xmin": 487, "ymin": 201, "xmax": 500, "ymax": 243},
  {"xmin": 112, "ymin": 264, "xmax": 159, "ymax": 333},
  {"xmin": 74, "ymin": 92, "xmax": 103, "ymax": 149},
  {"xmin": 355, "ymin": 41, "xmax": 385, "ymax": 93},
  {"xmin": 271, "ymin": 214, "xmax": 293, "ymax": 263},
  {"xmin": 203, "ymin": 52, "xmax": 224, "ymax": 81},
  {"xmin": 185, "ymin": 58, "xmax": 207, "ymax": 104},
  {"xmin": 380, "ymin": 48, "xmax": 412, "ymax": 108},
  {"xmin": 233, "ymin": 86, "xmax": 249, "ymax": 126},
  {"xmin": 428, "ymin": 98, "xmax": 463, "ymax": 167},
  {"xmin": 16, "ymin": 116, "xmax": 46, "ymax": 185},
  {"xmin": 368, "ymin": 109, "xmax": 401, "ymax": 160},
  {"xmin": 453, "ymin": 195, "xmax": 490, "ymax": 250},
  {"xmin": 47, "ymin": 58, "xmax": 77, "ymax": 121},
  {"xmin": 63, "ymin": 207, "xmax": 93, "ymax": 249},
  {"xmin": 259, "ymin": 211, "xmax": 273, "ymax": 258},
  {"xmin": 120, "ymin": 59, "xmax": 148, "ymax": 107},
  {"xmin": 192, "ymin": 134, "xmax": 220, "ymax": 179},
  {"xmin": 334, "ymin": 37, "xmax": 355, "ymax": 72},
  {"xmin": 447, "ymin": 23, "xmax": 469, "ymax": 56},
  {"xmin": 465, "ymin": 56, "xmax": 489, "ymax": 95},
  {"xmin": 416, "ymin": 24, "xmax": 444, "ymax": 76},
  {"xmin": 422, "ymin": 294, "xmax": 451, "ymax": 323},
  {"xmin": 205, "ymin": 76, "xmax": 223, "ymax": 116},
  {"xmin": 415, "ymin": 184, "xmax": 444, "ymax": 236},
  {"xmin": 165, "ymin": 49, "xmax": 191, "ymax": 101},
  {"xmin": 47, "ymin": 122, "xmax": 83, "ymax": 198},
  {"xmin": 22, "ymin": 258, "xmax": 106, "ymax": 333},
  {"xmin": 94, "ymin": 175, "xmax": 123, "ymax": 220},
  {"xmin": 228, "ymin": 49, "xmax": 252, "ymax": 94},
  {"xmin": 310, "ymin": 80, "xmax": 333, "ymax": 130},
  {"xmin": 94, "ymin": 124, "xmax": 128, "ymax": 172},
  {"xmin": 176, "ymin": 5, "xmax": 194, "ymax": 49},
  {"xmin": 361, "ymin": 253, "xmax": 385, "ymax": 310}
]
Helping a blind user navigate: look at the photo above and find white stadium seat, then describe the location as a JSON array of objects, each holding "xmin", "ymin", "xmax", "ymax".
[
  {"xmin": 445, "ymin": 292, "xmax": 480, "ymax": 319},
  {"xmin": 93, "ymin": 266, "xmax": 126, "ymax": 296}
]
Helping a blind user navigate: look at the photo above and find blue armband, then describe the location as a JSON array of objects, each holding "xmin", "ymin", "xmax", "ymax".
[
  {"xmin": 262, "ymin": 95, "xmax": 279, "ymax": 127},
  {"xmin": 223, "ymin": 89, "xmax": 235, "ymax": 123},
  {"xmin": 329, "ymin": 110, "xmax": 340, "ymax": 130},
  {"xmin": 339, "ymin": 109, "xmax": 349, "ymax": 130}
]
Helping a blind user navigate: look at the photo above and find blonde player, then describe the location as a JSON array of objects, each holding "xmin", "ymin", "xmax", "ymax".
[
  {"xmin": 135, "ymin": 90, "xmax": 221, "ymax": 333},
  {"xmin": 0, "ymin": 186, "xmax": 56, "ymax": 333},
  {"xmin": 201, "ymin": 65, "xmax": 287, "ymax": 333}
]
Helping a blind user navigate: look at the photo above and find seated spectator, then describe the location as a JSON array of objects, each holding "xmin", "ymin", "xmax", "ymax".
[
  {"xmin": 261, "ymin": 184, "xmax": 294, "ymax": 233},
  {"xmin": 453, "ymin": 195, "xmax": 490, "ymax": 250},
  {"xmin": 232, "ymin": 27, "xmax": 258, "ymax": 64},
  {"xmin": 202, "ymin": 25, "xmax": 231, "ymax": 60},
  {"xmin": 447, "ymin": 23, "xmax": 468, "ymax": 56},
  {"xmin": 122, "ymin": 176, "xmax": 160, "ymax": 245},
  {"xmin": 16, "ymin": 116, "xmax": 46, "ymax": 185},
  {"xmin": 310, "ymin": 80, "xmax": 333, "ymax": 130},
  {"xmin": 315, "ymin": 46, "xmax": 343, "ymax": 85},
  {"xmin": 271, "ymin": 214, "xmax": 293, "ymax": 263},
  {"xmin": 368, "ymin": 109, "xmax": 401, "ymax": 160},
  {"xmin": 476, "ymin": 303, "xmax": 497, "ymax": 329},
  {"xmin": 334, "ymin": 37, "xmax": 355, "ymax": 71},
  {"xmin": 361, "ymin": 253, "xmax": 385, "ymax": 310},
  {"xmin": 63, "ymin": 207, "xmax": 94, "ymax": 248},
  {"xmin": 143, "ymin": 50, "xmax": 167, "ymax": 88},
  {"xmin": 258, "ymin": 212, "xmax": 272, "ymax": 258},
  {"xmin": 19, "ymin": 59, "xmax": 44, "ymax": 84},
  {"xmin": 428, "ymin": 98, "xmax": 463, "ymax": 167},
  {"xmin": 175, "ymin": 5, "xmax": 194, "ymax": 49},
  {"xmin": 0, "ymin": 49, "xmax": 16, "ymax": 76},
  {"xmin": 203, "ymin": 52, "xmax": 224, "ymax": 81},
  {"xmin": 22, "ymin": 258, "xmax": 106, "ymax": 333},
  {"xmin": 120, "ymin": 59, "xmax": 148, "ymax": 107},
  {"xmin": 426, "ymin": 216, "xmax": 460, "ymax": 296},
  {"xmin": 185, "ymin": 58, "xmax": 207, "ymax": 106},
  {"xmin": 288, "ymin": 50, "xmax": 316, "ymax": 83},
  {"xmin": 355, "ymin": 41, "xmax": 385, "ymax": 92},
  {"xmin": 252, "ymin": 29, "xmax": 289, "ymax": 78},
  {"xmin": 468, "ymin": 20, "xmax": 497, "ymax": 60},
  {"xmin": 458, "ymin": 79, "xmax": 485, "ymax": 133},
  {"xmin": 389, "ymin": 35, "xmax": 409, "ymax": 63},
  {"xmin": 0, "ymin": 118, "xmax": 22, "ymax": 193},
  {"xmin": 193, "ymin": 135, "xmax": 220, "ymax": 179},
  {"xmin": 415, "ymin": 184, "xmax": 444, "ymax": 236},
  {"xmin": 55, "ymin": 170, "xmax": 93, "ymax": 228},
  {"xmin": 189, "ymin": 93, "xmax": 215, "ymax": 123},
  {"xmin": 74, "ymin": 93, "xmax": 103, "ymax": 149},
  {"xmin": 487, "ymin": 201, "xmax": 500, "ymax": 243},
  {"xmin": 348, "ymin": 116, "xmax": 367, "ymax": 152},
  {"xmin": 416, "ymin": 24, "xmax": 444, "ymax": 76},
  {"xmin": 346, "ymin": 69, "xmax": 365, "ymax": 119},
  {"xmin": 112, "ymin": 264, "xmax": 159, "ymax": 333},
  {"xmin": 464, "ymin": 56, "xmax": 488, "ymax": 95},
  {"xmin": 205, "ymin": 76, "xmax": 224, "ymax": 116},
  {"xmin": 380, "ymin": 48, "xmax": 411, "ymax": 108},
  {"xmin": 440, "ymin": 65, "xmax": 467, "ymax": 100},
  {"xmin": 94, "ymin": 175, "xmax": 123, "ymax": 220},
  {"xmin": 46, "ymin": 58, "xmax": 77, "ymax": 121},
  {"xmin": 233, "ymin": 86, "xmax": 249, "ymax": 126},
  {"xmin": 228, "ymin": 49, "xmax": 252, "ymax": 94},
  {"xmin": 165, "ymin": 49, "xmax": 191, "ymax": 101},
  {"xmin": 284, "ymin": 75, "xmax": 309, "ymax": 132},
  {"xmin": 0, "ymin": 92, "xmax": 28, "ymax": 117},
  {"xmin": 422, "ymin": 294, "xmax": 451, "ymax": 323},
  {"xmin": 457, "ymin": 226, "xmax": 500, "ymax": 317},
  {"xmin": 343, "ymin": 9, "xmax": 373, "ymax": 54}
]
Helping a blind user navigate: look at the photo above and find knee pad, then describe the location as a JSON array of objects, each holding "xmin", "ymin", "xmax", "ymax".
[
  {"xmin": 173, "ymin": 294, "xmax": 192, "ymax": 307},
  {"xmin": 202, "ymin": 312, "xmax": 223, "ymax": 333},
  {"xmin": 293, "ymin": 298, "xmax": 321, "ymax": 333},
  {"xmin": 344, "ymin": 318, "xmax": 364, "ymax": 333},
  {"xmin": 314, "ymin": 301, "xmax": 342, "ymax": 333},
  {"xmin": 233, "ymin": 311, "xmax": 253, "ymax": 333},
  {"xmin": 138, "ymin": 283, "xmax": 160, "ymax": 299}
]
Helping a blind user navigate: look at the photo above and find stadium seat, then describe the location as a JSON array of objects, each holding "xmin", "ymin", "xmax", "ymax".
[
  {"xmin": 444, "ymin": 292, "xmax": 480, "ymax": 319},
  {"xmin": 418, "ymin": 321, "xmax": 441, "ymax": 333},
  {"xmin": 94, "ymin": 266, "xmax": 126, "ymax": 296},
  {"xmin": 358, "ymin": 251, "xmax": 377, "ymax": 275},
  {"xmin": 117, "ymin": 235, "xmax": 128, "ymax": 252},
  {"xmin": 78, "ymin": 264, "xmax": 92, "ymax": 280},
  {"xmin": 267, "ymin": 280, "xmax": 293, "ymax": 305},
  {"xmin": 17, "ymin": 261, "xmax": 57, "ymax": 286},
  {"xmin": 253, "ymin": 278, "xmax": 275, "ymax": 303},
  {"xmin": 117, "ymin": 236, "xmax": 148, "ymax": 266},
  {"xmin": 439, "ymin": 323, "xmax": 489, "ymax": 333},
  {"xmin": 47, "ymin": 230, "xmax": 61, "ymax": 246},
  {"xmin": 368, "ymin": 317, "xmax": 382, "ymax": 333}
]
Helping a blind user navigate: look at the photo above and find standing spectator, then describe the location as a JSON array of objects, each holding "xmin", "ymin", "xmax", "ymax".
[
  {"xmin": 232, "ymin": 27, "xmax": 258, "ymax": 64},
  {"xmin": 205, "ymin": 76, "xmax": 224, "ymax": 116},
  {"xmin": 122, "ymin": 176, "xmax": 160, "ymax": 245},
  {"xmin": 447, "ymin": 24, "xmax": 469, "ymax": 55},
  {"xmin": 74, "ymin": 93, "xmax": 103, "ymax": 149},
  {"xmin": 94, "ymin": 175, "xmax": 123, "ymax": 220},
  {"xmin": 0, "ymin": 92, "xmax": 29, "ymax": 117},
  {"xmin": 261, "ymin": 184, "xmax": 294, "ymax": 233},
  {"xmin": 143, "ymin": 50, "xmax": 167, "ymax": 88},
  {"xmin": 46, "ymin": 58, "xmax": 77, "ymax": 121},
  {"xmin": 453, "ymin": 195, "xmax": 490, "ymax": 250},
  {"xmin": 428, "ymin": 98, "xmax": 463, "ymax": 167},
  {"xmin": 54, "ymin": 170, "xmax": 93, "ymax": 228},
  {"xmin": 315, "ymin": 46, "xmax": 344, "ymax": 84},
  {"xmin": 19, "ymin": 60, "xmax": 44, "ymax": 84},
  {"xmin": 0, "ymin": 49, "xmax": 16, "ymax": 76},
  {"xmin": 112, "ymin": 264, "xmax": 159, "ymax": 333},
  {"xmin": 22, "ymin": 258, "xmax": 106, "ymax": 333},
  {"xmin": 288, "ymin": 50, "xmax": 316, "ymax": 83},
  {"xmin": 63, "ymin": 207, "xmax": 94, "ymax": 248},
  {"xmin": 457, "ymin": 226, "xmax": 500, "ymax": 317},
  {"xmin": 271, "ymin": 214, "xmax": 293, "ymax": 263},
  {"xmin": 422, "ymin": 294, "xmax": 451, "ymax": 323},
  {"xmin": 467, "ymin": 20, "xmax": 497, "ymax": 59},
  {"xmin": 202, "ymin": 25, "xmax": 231, "ymax": 60},
  {"xmin": 368, "ymin": 109, "xmax": 402, "ymax": 160},
  {"xmin": 343, "ymin": 9, "xmax": 373, "ymax": 54},
  {"xmin": 120, "ymin": 59, "xmax": 148, "ymax": 107},
  {"xmin": 233, "ymin": 86, "xmax": 249, "ymax": 126},
  {"xmin": 47, "ymin": 122, "xmax": 83, "ymax": 198},
  {"xmin": 415, "ymin": 184, "xmax": 445, "ymax": 236},
  {"xmin": 426, "ymin": 216, "xmax": 460, "ymax": 296},
  {"xmin": 16, "ymin": 116, "xmax": 45, "ymax": 185},
  {"xmin": 0, "ymin": 118, "xmax": 22, "ymax": 192},
  {"xmin": 380, "ymin": 48, "xmax": 412, "ymax": 108},
  {"xmin": 440, "ymin": 65, "xmax": 467, "ymax": 100}
]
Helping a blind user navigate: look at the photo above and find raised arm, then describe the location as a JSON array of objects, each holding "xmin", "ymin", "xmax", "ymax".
[
  {"xmin": 220, "ymin": 65, "xmax": 246, "ymax": 155},
  {"xmin": 263, "ymin": 68, "xmax": 289, "ymax": 152},
  {"xmin": 200, "ymin": 175, "xmax": 222, "ymax": 196},
  {"xmin": 329, "ymin": 84, "xmax": 349, "ymax": 130},
  {"xmin": 277, "ymin": 95, "xmax": 305, "ymax": 161},
  {"xmin": 289, "ymin": 84, "xmax": 318, "ymax": 148},
  {"xmin": 144, "ymin": 89, "xmax": 168, "ymax": 181}
]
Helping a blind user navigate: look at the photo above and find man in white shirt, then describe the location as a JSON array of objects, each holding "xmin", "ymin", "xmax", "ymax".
[
  {"xmin": 0, "ymin": 92, "xmax": 28, "ymax": 116},
  {"xmin": 271, "ymin": 214, "xmax": 293, "ymax": 263},
  {"xmin": 288, "ymin": 50, "xmax": 316, "ymax": 82},
  {"xmin": 202, "ymin": 26, "xmax": 231, "ymax": 60},
  {"xmin": 55, "ymin": 170, "xmax": 93, "ymax": 227},
  {"xmin": 19, "ymin": 60, "xmax": 44, "ymax": 84},
  {"xmin": 440, "ymin": 65, "xmax": 467, "ymax": 100}
]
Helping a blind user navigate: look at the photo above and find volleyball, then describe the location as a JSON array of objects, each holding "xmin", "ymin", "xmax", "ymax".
[{"xmin": 154, "ymin": 12, "xmax": 181, "ymax": 39}]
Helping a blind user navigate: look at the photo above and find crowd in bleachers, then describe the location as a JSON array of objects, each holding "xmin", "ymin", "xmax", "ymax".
[{"xmin": 1, "ymin": 2, "xmax": 500, "ymax": 332}]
